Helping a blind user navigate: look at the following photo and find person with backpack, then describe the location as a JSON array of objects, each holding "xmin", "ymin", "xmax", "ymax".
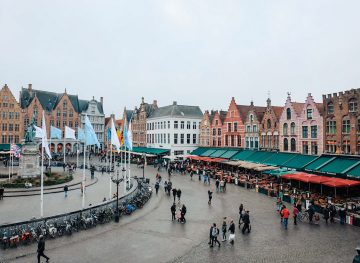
[
  {"xmin": 171, "ymin": 203, "xmax": 176, "ymax": 221},
  {"xmin": 221, "ymin": 218, "xmax": 227, "ymax": 241},
  {"xmin": 210, "ymin": 223, "xmax": 220, "ymax": 248}
]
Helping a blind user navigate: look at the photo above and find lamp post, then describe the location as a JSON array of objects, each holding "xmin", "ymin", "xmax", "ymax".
[
  {"xmin": 142, "ymin": 153, "xmax": 145, "ymax": 179},
  {"xmin": 112, "ymin": 162, "xmax": 124, "ymax": 223}
]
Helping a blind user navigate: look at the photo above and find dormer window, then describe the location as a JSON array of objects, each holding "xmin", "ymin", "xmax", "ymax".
[
  {"xmin": 327, "ymin": 102, "xmax": 334, "ymax": 114},
  {"xmin": 306, "ymin": 109, "xmax": 313, "ymax": 120}
]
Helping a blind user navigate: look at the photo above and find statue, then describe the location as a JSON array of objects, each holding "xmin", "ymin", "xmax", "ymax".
[{"xmin": 25, "ymin": 118, "xmax": 36, "ymax": 143}]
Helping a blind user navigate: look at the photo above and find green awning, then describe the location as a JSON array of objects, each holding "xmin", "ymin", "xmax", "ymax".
[
  {"xmin": 210, "ymin": 150, "xmax": 227, "ymax": 158},
  {"xmin": 231, "ymin": 150, "xmax": 255, "ymax": 160},
  {"xmin": 191, "ymin": 147, "xmax": 211, "ymax": 156},
  {"xmin": 304, "ymin": 156, "xmax": 334, "ymax": 171},
  {"xmin": 246, "ymin": 151, "xmax": 274, "ymax": 163},
  {"xmin": 319, "ymin": 158, "xmax": 360, "ymax": 174},
  {"xmin": 220, "ymin": 150, "xmax": 239, "ymax": 159},
  {"xmin": 263, "ymin": 153, "xmax": 297, "ymax": 166},
  {"xmin": 282, "ymin": 154, "xmax": 318, "ymax": 169},
  {"xmin": 132, "ymin": 147, "xmax": 170, "ymax": 155},
  {"xmin": 200, "ymin": 149, "xmax": 217, "ymax": 157},
  {"xmin": 347, "ymin": 164, "xmax": 360, "ymax": 178}
]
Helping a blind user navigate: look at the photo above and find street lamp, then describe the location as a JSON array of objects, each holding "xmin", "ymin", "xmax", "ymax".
[{"xmin": 111, "ymin": 162, "xmax": 124, "ymax": 223}]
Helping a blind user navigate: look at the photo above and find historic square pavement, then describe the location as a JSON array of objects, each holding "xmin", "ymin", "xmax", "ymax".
[{"xmin": 1, "ymin": 164, "xmax": 359, "ymax": 263}]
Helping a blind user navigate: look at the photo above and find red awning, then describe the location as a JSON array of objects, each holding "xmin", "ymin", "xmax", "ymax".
[
  {"xmin": 322, "ymin": 177, "xmax": 360, "ymax": 188},
  {"xmin": 281, "ymin": 173, "xmax": 300, "ymax": 180}
]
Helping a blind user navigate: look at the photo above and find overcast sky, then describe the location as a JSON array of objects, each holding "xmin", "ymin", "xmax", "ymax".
[{"xmin": 1, "ymin": 0, "xmax": 360, "ymax": 117}]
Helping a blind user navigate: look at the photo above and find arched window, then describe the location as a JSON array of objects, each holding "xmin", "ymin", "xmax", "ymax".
[
  {"xmin": 286, "ymin": 108, "xmax": 291, "ymax": 120},
  {"xmin": 63, "ymin": 101, "xmax": 67, "ymax": 109},
  {"xmin": 291, "ymin": 138, "xmax": 296, "ymax": 152},
  {"xmin": 284, "ymin": 138, "xmax": 288, "ymax": 151},
  {"xmin": 267, "ymin": 119, "xmax": 271, "ymax": 129},
  {"xmin": 290, "ymin": 122, "xmax": 295, "ymax": 135},
  {"xmin": 327, "ymin": 102, "xmax": 334, "ymax": 114},
  {"xmin": 250, "ymin": 114, "xmax": 254, "ymax": 122},
  {"xmin": 283, "ymin": 123, "xmax": 288, "ymax": 135},
  {"xmin": 349, "ymin": 99, "xmax": 358, "ymax": 113}
]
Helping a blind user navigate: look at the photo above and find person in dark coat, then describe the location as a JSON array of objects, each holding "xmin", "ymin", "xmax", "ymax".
[
  {"xmin": 37, "ymin": 235, "xmax": 49, "ymax": 263},
  {"xmin": 228, "ymin": 220, "xmax": 236, "ymax": 245},
  {"xmin": 180, "ymin": 204, "xmax": 187, "ymax": 223},
  {"xmin": 323, "ymin": 205, "xmax": 330, "ymax": 224},
  {"xmin": 239, "ymin": 203, "xmax": 244, "ymax": 226},
  {"xmin": 64, "ymin": 185, "xmax": 69, "ymax": 198},
  {"xmin": 177, "ymin": 189, "xmax": 182, "ymax": 202},
  {"xmin": 155, "ymin": 182, "xmax": 160, "ymax": 195},
  {"xmin": 242, "ymin": 211, "xmax": 251, "ymax": 234},
  {"xmin": 208, "ymin": 190, "xmax": 213, "ymax": 205},
  {"xmin": 172, "ymin": 188, "xmax": 177, "ymax": 202},
  {"xmin": 171, "ymin": 203, "xmax": 176, "ymax": 221},
  {"xmin": 208, "ymin": 224, "xmax": 214, "ymax": 244}
]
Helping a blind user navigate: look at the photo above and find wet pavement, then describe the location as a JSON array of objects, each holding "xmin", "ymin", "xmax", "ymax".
[{"xmin": 1, "ymin": 165, "xmax": 360, "ymax": 263}]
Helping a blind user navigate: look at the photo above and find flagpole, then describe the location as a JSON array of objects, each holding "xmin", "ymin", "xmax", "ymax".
[
  {"xmin": 128, "ymin": 149, "xmax": 131, "ymax": 189},
  {"xmin": 49, "ymin": 136, "xmax": 51, "ymax": 167},
  {"xmin": 63, "ymin": 135, "xmax": 66, "ymax": 165},
  {"xmin": 40, "ymin": 142, "xmax": 44, "ymax": 218},
  {"xmin": 109, "ymin": 143, "xmax": 112, "ymax": 200},
  {"xmin": 82, "ymin": 141, "xmax": 86, "ymax": 209},
  {"xmin": 8, "ymin": 152, "xmax": 10, "ymax": 182},
  {"xmin": 76, "ymin": 143, "xmax": 79, "ymax": 168},
  {"xmin": 11, "ymin": 152, "xmax": 13, "ymax": 178}
]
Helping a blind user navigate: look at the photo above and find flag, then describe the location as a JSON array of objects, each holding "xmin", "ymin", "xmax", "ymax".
[
  {"xmin": 41, "ymin": 112, "xmax": 51, "ymax": 159},
  {"xmin": 111, "ymin": 119, "xmax": 120, "ymax": 152},
  {"xmin": 123, "ymin": 123, "xmax": 128, "ymax": 149},
  {"xmin": 78, "ymin": 127, "xmax": 85, "ymax": 143},
  {"xmin": 35, "ymin": 126, "xmax": 43, "ymax": 138},
  {"xmin": 107, "ymin": 127, "xmax": 111, "ymax": 140},
  {"xmin": 84, "ymin": 115, "xmax": 100, "ymax": 147},
  {"xmin": 10, "ymin": 144, "xmax": 21, "ymax": 158},
  {"xmin": 65, "ymin": 126, "xmax": 76, "ymax": 140},
  {"xmin": 117, "ymin": 129, "xmax": 124, "ymax": 146},
  {"xmin": 50, "ymin": 126, "xmax": 62, "ymax": 139},
  {"xmin": 125, "ymin": 121, "xmax": 133, "ymax": 151}
]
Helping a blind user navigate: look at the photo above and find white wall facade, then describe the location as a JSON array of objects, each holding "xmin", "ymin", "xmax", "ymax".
[{"xmin": 146, "ymin": 116, "xmax": 202, "ymax": 156}]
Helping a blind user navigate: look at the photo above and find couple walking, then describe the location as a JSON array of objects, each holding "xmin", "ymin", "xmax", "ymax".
[{"xmin": 209, "ymin": 218, "xmax": 236, "ymax": 247}]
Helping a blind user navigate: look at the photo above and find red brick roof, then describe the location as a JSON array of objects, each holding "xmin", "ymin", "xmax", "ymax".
[
  {"xmin": 292, "ymin": 102, "xmax": 305, "ymax": 115},
  {"xmin": 272, "ymin": 106, "xmax": 284, "ymax": 119},
  {"xmin": 315, "ymin": 103, "xmax": 324, "ymax": 116}
]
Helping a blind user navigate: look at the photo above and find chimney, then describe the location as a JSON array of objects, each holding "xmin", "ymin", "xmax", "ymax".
[
  {"xmin": 173, "ymin": 101, "xmax": 177, "ymax": 106},
  {"xmin": 100, "ymin": 96, "xmax": 103, "ymax": 105},
  {"xmin": 28, "ymin": 84, "xmax": 32, "ymax": 91}
]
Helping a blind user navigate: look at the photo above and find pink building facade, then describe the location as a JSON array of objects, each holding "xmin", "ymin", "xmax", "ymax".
[
  {"xmin": 298, "ymin": 93, "xmax": 324, "ymax": 155},
  {"xmin": 279, "ymin": 94, "xmax": 304, "ymax": 153}
]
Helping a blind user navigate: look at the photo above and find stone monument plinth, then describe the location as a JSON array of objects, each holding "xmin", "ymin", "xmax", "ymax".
[{"xmin": 19, "ymin": 142, "xmax": 40, "ymax": 178}]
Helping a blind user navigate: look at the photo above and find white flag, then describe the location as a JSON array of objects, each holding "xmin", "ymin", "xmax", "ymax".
[
  {"xmin": 41, "ymin": 112, "xmax": 52, "ymax": 159},
  {"xmin": 65, "ymin": 126, "xmax": 76, "ymax": 140},
  {"xmin": 111, "ymin": 119, "xmax": 120, "ymax": 152},
  {"xmin": 35, "ymin": 126, "xmax": 43, "ymax": 138},
  {"xmin": 127, "ymin": 121, "xmax": 133, "ymax": 151}
]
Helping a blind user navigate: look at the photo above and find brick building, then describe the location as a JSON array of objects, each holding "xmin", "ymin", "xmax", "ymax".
[
  {"xmin": 279, "ymin": 93, "xmax": 304, "ymax": 153},
  {"xmin": 199, "ymin": 110, "xmax": 215, "ymax": 147},
  {"xmin": 259, "ymin": 98, "xmax": 282, "ymax": 150},
  {"xmin": 323, "ymin": 89, "xmax": 360, "ymax": 154},
  {"xmin": 298, "ymin": 93, "xmax": 324, "ymax": 155},
  {"xmin": 131, "ymin": 97, "xmax": 158, "ymax": 147},
  {"xmin": 0, "ymin": 84, "xmax": 23, "ymax": 144},
  {"xmin": 210, "ymin": 110, "xmax": 227, "ymax": 147},
  {"xmin": 222, "ymin": 97, "xmax": 247, "ymax": 148},
  {"xmin": 244, "ymin": 101, "xmax": 266, "ymax": 150}
]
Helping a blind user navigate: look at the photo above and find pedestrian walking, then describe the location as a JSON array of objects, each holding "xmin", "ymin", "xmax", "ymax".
[
  {"xmin": 323, "ymin": 205, "xmax": 330, "ymax": 224},
  {"xmin": 293, "ymin": 205, "xmax": 299, "ymax": 225},
  {"xmin": 177, "ymin": 188, "xmax": 182, "ymax": 202},
  {"xmin": 242, "ymin": 211, "xmax": 251, "ymax": 234},
  {"xmin": 210, "ymin": 223, "xmax": 220, "ymax": 248},
  {"xmin": 164, "ymin": 181, "xmax": 168, "ymax": 192},
  {"xmin": 238, "ymin": 203, "xmax": 244, "ymax": 227},
  {"xmin": 329, "ymin": 204, "xmax": 336, "ymax": 223},
  {"xmin": 171, "ymin": 203, "xmax": 176, "ymax": 221},
  {"xmin": 64, "ymin": 185, "xmax": 69, "ymax": 198},
  {"xmin": 172, "ymin": 188, "xmax": 177, "ymax": 202},
  {"xmin": 280, "ymin": 204, "xmax": 285, "ymax": 222},
  {"xmin": 281, "ymin": 205, "xmax": 290, "ymax": 230},
  {"xmin": 221, "ymin": 218, "xmax": 227, "ymax": 241},
  {"xmin": 180, "ymin": 204, "xmax": 187, "ymax": 223},
  {"xmin": 228, "ymin": 220, "xmax": 235, "ymax": 245},
  {"xmin": 208, "ymin": 224, "xmax": 213, "ymax": 245},
  {"xmin": 80, "ymin": 182, "xmax": 83, "ymax": 195},
  {"xmin": 339, "ymin": 207, "xmax": 346, "ymax": 225},
  {"xmin": 208, "ymin": 190, "xmax": 213, "ymax": 205},
  {"xmin": 37, "ymin": 235, "xmax": 49, "ymax": 263},
  {"xmin": 155, "ymin": 181, "xmax": 160, "ymax": 195},
  {"xmin": 215, "ymin": 178, "xmax": 220, "ymax": 192}
]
